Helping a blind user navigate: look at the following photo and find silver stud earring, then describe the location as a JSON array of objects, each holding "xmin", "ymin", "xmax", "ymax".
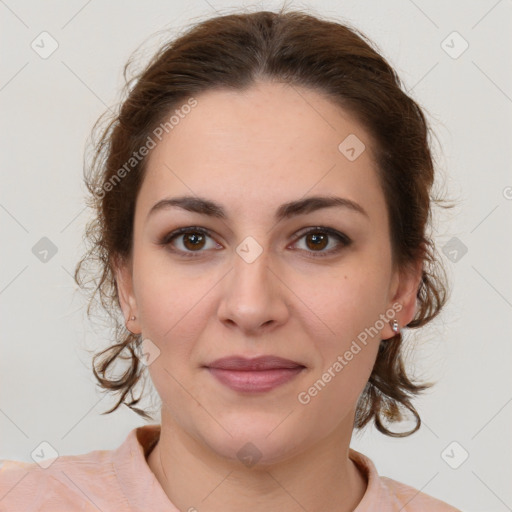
[
  {"xmin": 130, "ymin": 315, "xmax": 136, "ymax": 321},
  {"xmin": 391, "ymin": 319, "xmax": 399, "ymax": 334}
]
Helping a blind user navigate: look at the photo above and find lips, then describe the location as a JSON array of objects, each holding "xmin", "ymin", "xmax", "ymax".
[
  {"xmin": 205, "ymin": 355, "xmax": 305, "ymax": 371},
  {"xmin": 204, "ymin": 355, "xmax": 306, "ymax": 393}
]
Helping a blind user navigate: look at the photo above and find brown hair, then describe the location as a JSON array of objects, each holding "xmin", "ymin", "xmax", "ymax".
[{"xmin": 75, "ymin": 7, "xmax": 455, "ymax": 437}]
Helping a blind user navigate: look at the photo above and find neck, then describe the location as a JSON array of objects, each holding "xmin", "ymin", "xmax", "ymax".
[{"xmin": 146, "ymin": 410, "xmax": 367, "ymax": 512}]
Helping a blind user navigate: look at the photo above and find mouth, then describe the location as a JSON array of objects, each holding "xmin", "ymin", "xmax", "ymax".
[{"xmin": 203, "ymin": 355, "xmax": 306, "ymax": 393}]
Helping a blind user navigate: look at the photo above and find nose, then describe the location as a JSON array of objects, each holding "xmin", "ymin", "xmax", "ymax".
[{"xmin": 216, "ymin": 245, "xmax": 289, "ymax": 336}]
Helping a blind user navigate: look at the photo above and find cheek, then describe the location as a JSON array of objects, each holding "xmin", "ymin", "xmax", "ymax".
[
  {"xmin": 298, "ymin": 263, "xmax": 391, "ymax": 347},
  {"xmin": 296, "ymin": 272, "xmax": 383, "ymax": 416},
  {"xmin": 291, "ymin": 262, "xmax": 389, "ymax": 402},
  {"xmin": 132, "ymin": 250, "xmax": 214, "ymax": 353},
  {"xmin": 294, "ymin": 351, "xmax": 375, "ymax": 447}
]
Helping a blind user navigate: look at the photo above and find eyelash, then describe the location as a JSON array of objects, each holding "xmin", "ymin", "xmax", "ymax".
[{"xmin": 158, "ymin": 226, "xmax": 352, "ymax": 259}]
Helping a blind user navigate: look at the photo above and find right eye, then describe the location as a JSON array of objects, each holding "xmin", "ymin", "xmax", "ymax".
[{"xmin": 158, "ymin": 226, "xmax": 222, "ymax": 258}]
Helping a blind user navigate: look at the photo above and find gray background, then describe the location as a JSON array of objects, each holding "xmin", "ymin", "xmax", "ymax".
[{"xmin": 1, "ymin": 1, "xmax": 511, "ymax": 511}]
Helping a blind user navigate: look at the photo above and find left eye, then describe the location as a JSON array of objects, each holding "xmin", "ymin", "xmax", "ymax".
[
  {"xmin": 291, "ymin": 227, "xmax": 351, "ymax": 257},
  {"xmin": 159, "ymin": 226, "xmax": 351, "ymax": 258}
]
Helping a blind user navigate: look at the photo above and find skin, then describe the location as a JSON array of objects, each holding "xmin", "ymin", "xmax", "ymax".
[{"xmin": 115, "ymin": 81, "xmax": 422, "ymax": 512}]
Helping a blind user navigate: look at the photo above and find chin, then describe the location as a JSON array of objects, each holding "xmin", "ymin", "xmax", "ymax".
[{"xmin": 193, "ymin": 414, "xmax": 310, "ymax": 468}]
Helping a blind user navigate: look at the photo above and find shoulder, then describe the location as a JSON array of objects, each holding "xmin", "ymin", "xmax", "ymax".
[
  {"xmin": 349, "ymin": 448, "xmax": 462, "ymax": 512},
  {"xmin": 0, "ymin": 448, "xmax": 124, "ymax": 511},
  {"xmin": 380, "ymin": 475, "xmax": 462, "ymax": 511},
  {"xmin": 0, "ymin": 425, "xmax": 160, "ymax": 511}
]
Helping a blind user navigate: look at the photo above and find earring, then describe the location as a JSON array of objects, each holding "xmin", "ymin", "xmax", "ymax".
[
  {"xmin": 126, "ymin": 315, "xmax": 137, "ymax": 335},
  {"xmin": 391, "ymin": 319, "xmax": 399, "ymax": 334}
]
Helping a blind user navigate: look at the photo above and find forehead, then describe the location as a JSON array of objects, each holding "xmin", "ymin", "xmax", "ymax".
[{"xmin": 137, "ymin": 81, "xmax": 386, "ymax": 225}]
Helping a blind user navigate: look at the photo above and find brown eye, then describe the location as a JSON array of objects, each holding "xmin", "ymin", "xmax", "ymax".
[
  {"xmin": 159, "ymin": 227, "xmax": 220, "ymax": 257},
  {"xmin": 292, "ymin": 227, "xmax": 351, "ymax": 257},
  {"xmin": 181, "ymin": 232, "xmax": 207, "ymax": 251},
  {"xmin": 304, "ymin": 232, "xmax": 329, "ymax": 251},
  {"xmin": 159, "ymin": 225, "xmax": 351, "ymax": 259}
]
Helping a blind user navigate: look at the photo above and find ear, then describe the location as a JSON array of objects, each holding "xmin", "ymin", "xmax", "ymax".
[
  {"xmin": 112, "ymin": 254, "xmax": 141, "ymax": 335},
  {"xmin": 382, "ymin": 259, "xmax": 422, "ymax": 340}
]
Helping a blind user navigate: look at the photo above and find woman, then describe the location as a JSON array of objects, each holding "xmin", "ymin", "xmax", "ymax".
[{"xmin": 0, "ymin": 8, "xmax": 461, "ymax": 511}]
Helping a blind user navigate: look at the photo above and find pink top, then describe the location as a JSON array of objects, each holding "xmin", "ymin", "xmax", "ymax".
[{"xmin": 0, "ymin": 424, "xmax": 461, "ymax": 511}]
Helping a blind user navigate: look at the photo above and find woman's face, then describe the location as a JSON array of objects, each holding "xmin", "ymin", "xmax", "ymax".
[{"xmin": 116, "ymin": 81, "xmax": 420, "ymax": 464}]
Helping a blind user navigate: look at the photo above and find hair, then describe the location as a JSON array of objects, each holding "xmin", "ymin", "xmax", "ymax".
[{"xmin": 74, "ymin": 6, "xmax": 455, "ymax": 437}]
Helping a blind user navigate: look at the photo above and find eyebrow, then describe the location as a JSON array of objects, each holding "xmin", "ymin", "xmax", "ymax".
[{"xmin": 147, "ymin": 194, "xmax": 369, "ymax": 222}]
